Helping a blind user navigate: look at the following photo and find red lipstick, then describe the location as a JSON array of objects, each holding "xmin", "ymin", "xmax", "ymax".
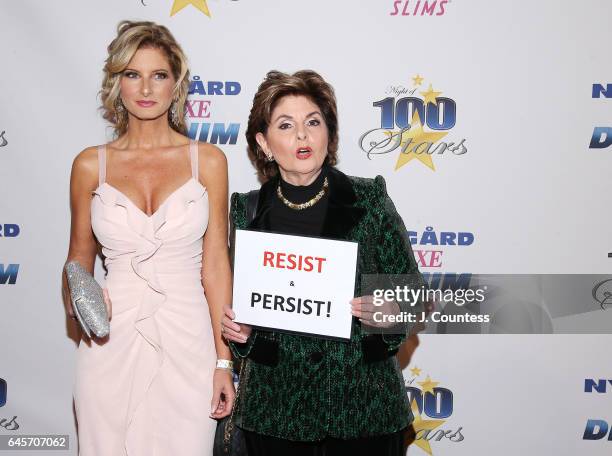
[{"xmin": 296, "ymin": 147, "xmax": 312, "ymax": 160}]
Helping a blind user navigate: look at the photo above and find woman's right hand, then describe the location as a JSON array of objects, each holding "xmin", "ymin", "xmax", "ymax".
[
  {"xmin": 221, "ymin": 305, "xmax": 252, "ymax": 343},
  {"xmin": 103, "ymin": 288, "xmax": 112, "ymax": 321},
  {"xmin": 63, "ymin": 281, "xmax": 112, "ymax": 319},
  {"xmin": 62, "ymin": 283, "xmax": 76, "ymax": 320}
]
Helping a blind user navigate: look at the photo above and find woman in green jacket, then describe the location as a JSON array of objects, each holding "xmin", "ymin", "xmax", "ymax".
[{"xmin": 221, "ymin": 70, "xmax": 423, "ymax": 456}]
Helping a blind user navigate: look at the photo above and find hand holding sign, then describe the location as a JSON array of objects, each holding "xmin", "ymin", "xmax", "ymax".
[
  {"xmin": 221, "ymin": 305, "xmax": 252, "ymax": 343},
  {"xmin": 350, "ymin": 295, "xmax": 401, "ymax": 329}
]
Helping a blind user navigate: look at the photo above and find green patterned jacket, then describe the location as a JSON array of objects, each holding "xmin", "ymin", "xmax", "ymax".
[{"xmin": 229, "ymin": 166, "xmax": 423, "ymax": 441}]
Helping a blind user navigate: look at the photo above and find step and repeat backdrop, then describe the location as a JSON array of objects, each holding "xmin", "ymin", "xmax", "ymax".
[{"xmin": 1, "ymin": 1, "xmax": 611, "ymax": 454}]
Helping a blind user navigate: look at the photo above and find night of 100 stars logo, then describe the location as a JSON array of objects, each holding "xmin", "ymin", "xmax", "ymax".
[
  {"xmin": 405, "ymin": 366, "xmax": 464, "ymax": 454},
  {"xmin": 359, "ymin": 75, "xmax": 468, "ymax": 171},
  {"xmin": 170, "ymin": 0, "xmax": 212, "ymax": 17},
  {"xmin": 167, "ymin": 0, "xmax": 239, "ymax": 18},
  {"xmin": 139, "ymin": 0, "xmax": 216, "ymax": 17}
]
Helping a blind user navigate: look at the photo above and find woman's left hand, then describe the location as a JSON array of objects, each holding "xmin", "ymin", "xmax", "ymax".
[
  {"xmin": 210, "ymin": 368, "xmax": 235, "ymax": 419},
  {"xmin": 350, "ymin": 295, "xmax": 401, "ymax": 329}
]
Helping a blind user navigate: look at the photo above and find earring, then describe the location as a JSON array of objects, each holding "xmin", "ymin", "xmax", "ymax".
[
  {"xmin": 114, "ymin": 98, "xmax": 126, "ymax": 124},
  {"xmin": 115, "ymin": 98, "xmax": 125, "ymax": 113},
  {"xmin": 266, "ymin": 154, "xmax": 275, "ymax": 162},
  {"xmin": 170, "ymin": 102, "xmax": 180, "ymax": 126}
]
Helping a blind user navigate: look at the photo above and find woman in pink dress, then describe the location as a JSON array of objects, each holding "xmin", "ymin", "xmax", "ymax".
[{"xmin": 61, "ymin": 21, "xmax": 234, "ymax": 455}]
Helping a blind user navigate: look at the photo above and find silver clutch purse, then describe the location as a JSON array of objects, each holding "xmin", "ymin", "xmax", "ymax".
[{"xmin": 64, "ymin": 261, "xmax": 110, "ymax": 338}]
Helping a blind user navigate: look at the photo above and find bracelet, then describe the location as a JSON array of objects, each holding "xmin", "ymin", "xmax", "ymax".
[{"xmin": 216, "ymin": 359, "xmax": 234, "ymax": 370}]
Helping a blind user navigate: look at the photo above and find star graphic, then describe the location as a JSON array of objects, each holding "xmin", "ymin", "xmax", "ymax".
[
  {"xmin": 170, "ymin": 0, "xmax": 211, "ymax": 17},
  {"xmin": 386, "ymin": 110, "xmax": 448, "ymax": 171},
  {"xmin": 418, "ymin": 375, "xmax": 440, "ymax": 395},
  {"xmin": 410, "ymin": 366, "xmax": 422, "ymax": 377},
  {"xmin": 420, "ymin": 83, "xmax": 442, "ymax": 106},
  {"xmin": 410, "ymin": 399, "xmax": 445, "ymax": 455},
  {"xmin": 412, "ymin": 74, "xmax": 424, "ymax": 86}
]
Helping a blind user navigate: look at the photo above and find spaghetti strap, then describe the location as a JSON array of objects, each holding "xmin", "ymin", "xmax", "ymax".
[
  {"xmin": 97, "ymin": 145, "xmax": 107, "ymax": 186},
  {"xmin": 189, "ymin": 140, "xmax": 199, "ymax": 182}
]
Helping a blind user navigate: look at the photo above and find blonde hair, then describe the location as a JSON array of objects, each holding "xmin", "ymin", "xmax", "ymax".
[{"xmin": 100, "ymin": 20, "xmax": 190, "ymax": 137}]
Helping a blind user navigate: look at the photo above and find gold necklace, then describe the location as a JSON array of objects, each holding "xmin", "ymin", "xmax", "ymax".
[{"xmin": 277, "ymin": 176, "xmax": 329, "ymax": 210}]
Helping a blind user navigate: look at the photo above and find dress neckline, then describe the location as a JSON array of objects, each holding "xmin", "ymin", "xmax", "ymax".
[
  {"xmin": 95, "ymin": 140, "xmax": 204, "ymax": 218},
  {"xmin": 94, "ymin": 178, "xmax": 206, "ymax": 219}
]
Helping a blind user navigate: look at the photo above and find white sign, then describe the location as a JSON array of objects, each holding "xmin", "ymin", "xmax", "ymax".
[{"xmin": 232, "ymin": 229, "xmax": 359, "ymax": 339}]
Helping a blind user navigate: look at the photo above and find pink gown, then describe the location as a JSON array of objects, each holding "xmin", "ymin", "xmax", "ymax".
[{"xmin": 74, "ymin": 141, "xmax": 217, "ymax": 455}]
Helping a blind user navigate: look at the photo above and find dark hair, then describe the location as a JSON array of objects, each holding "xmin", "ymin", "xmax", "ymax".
[{"xmin": 245, "ymin": 70, "xmax": 339, "ymax": 179}]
